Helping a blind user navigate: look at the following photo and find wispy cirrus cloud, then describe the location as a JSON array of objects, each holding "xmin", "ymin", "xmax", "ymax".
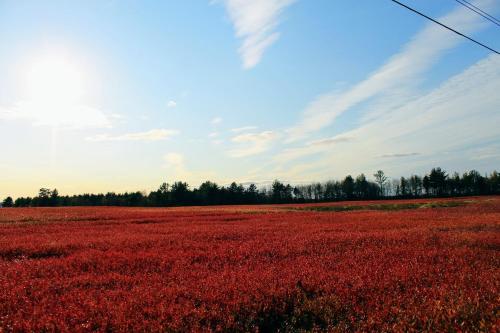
[
  {"xmin": 220, "ymin": 1, "xmax": 499, "ymax": 181},
  {"xmin": 219, "ymin": 0, "xmax": 295, "ymax": 69},
  {"xmin": 272, "ymin": 134, "xmax": 354, "ymax": 164},
  {"xmin": 286, "ymin": 0, "xmax": 496, "ymax": 142},
  {"xmin": 270, "ymin": 54, "xmax": 500, "ymax": 181},
  {"xmin": 229, "ymin": 130, "xmax": 279, "ymax": 157},
  {"xmin": 86, "ymin": 129, "xmax": 179, "ymax": 142}
]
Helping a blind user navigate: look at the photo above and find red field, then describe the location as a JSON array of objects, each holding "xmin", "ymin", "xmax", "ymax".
[{"xmin": 0, "ymin": 197, "xmax": 499, "ymax": 332}]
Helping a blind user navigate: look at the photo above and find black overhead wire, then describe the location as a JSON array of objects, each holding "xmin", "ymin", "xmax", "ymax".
[
  {"xmin": 454, "ymin": 0, "xmax": 500, "ymax": 27},
  {"xmin": 390, "ymin": 0, "xmax": 499, "ymax": 54}
]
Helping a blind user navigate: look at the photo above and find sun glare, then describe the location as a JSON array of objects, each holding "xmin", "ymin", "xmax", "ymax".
[
  {"xmin": 26, "ymin": 54, "xmax": 84, "ymax": 104},
  {"xmin": 21, "ymin": 53, "xmax": 87, "ymax": 126}
]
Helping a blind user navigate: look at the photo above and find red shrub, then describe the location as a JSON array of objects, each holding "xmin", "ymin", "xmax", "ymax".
[{"xmin": 0, "ymin": 197, "xmax": 498, "ymax": 331}]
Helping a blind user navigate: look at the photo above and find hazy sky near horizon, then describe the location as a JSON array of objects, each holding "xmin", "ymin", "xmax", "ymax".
[{"xmin": 1, "ymin": 0, "xmax": 499, "ymax": 198}]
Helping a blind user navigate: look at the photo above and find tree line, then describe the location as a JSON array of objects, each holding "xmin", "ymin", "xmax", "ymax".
[{"xmin": 2, "ymin": 167, "xmax": 499, "ymax": 208}]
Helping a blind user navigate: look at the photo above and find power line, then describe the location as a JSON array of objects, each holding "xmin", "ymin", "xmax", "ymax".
[
  {"xmin": 462, "ymin": 0, "xmax": 500, "ymax": 23},
  {"xmin": 454, "ymin": 0, "xmax": 500, "ymax": 27},
  {"xmin": 455, "ymin": 0, "xmax": 500, "ymax": 25},
  {"xmin": 390, "ymin": 0, "xmax": 499, "ymax": 54}
]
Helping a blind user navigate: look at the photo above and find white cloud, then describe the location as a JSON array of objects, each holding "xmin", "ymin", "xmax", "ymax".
[
  {"xmin": 164, "ymin": 152, "xmax": 185, "ymax": 168},
  {"xmin": 163, "ymin": 152, "xmax": 192, "ymax": 181},
  {"xmin": 163, "ymin": 152, "xmax": 217, "ymax": 183},
  {"xmin": 211, "ymin": 139, "xmax": 224, "ymax": 145},
  {"xmin": 307, "ymin": 134, "xmax": 354, "ymax": 147},
  {"xmin": 86, "ymin": 129, "xmax": 179, "ymax": 142},
  {"xmin": 220, "ymin": 0, "xmax": 295, "ymax": 69},
  {"xmin": 286, "ymin": 0, "xmax": 496, "ymax": 141},
  {"xmin": 469, "ymin": 143, "xmax": 500, "ymax": 161},
  {"xmin": 167, "ymin": 100, "xmax": 177, "ymax": 108},
  {"xmin": 229, "ymin": 130, "xmax": 279, "ymax": 157},
  {"xmin": 472, "ymin": 153, "xmax": 500, "ymax": 161},
  {"xmin": 0, "ymin": 101, "xmax": 111, "ymax": 129},
  {"xmin": 272, "ymin": 134, "xmax": 354, "ymax": 164},
  {"xmin": 209, "ymin": 132, "xmax": 219, "ymax": 138},
  {"xmin": 379, "ymin": 153, "xmax": 420, "ymax": 159},
  {"xmin": 211, "ymin": 117, "xmax": 223, "ymax": 125},
  {"xmin": 272, "ymin": 145, "xmax": 321, "ymax": 164},
  {"xmin": 230, "ymin": 125, "xmax": 258, "ymax": 132}
]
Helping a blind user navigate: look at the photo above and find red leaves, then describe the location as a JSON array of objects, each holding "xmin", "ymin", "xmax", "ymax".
[{"xmin": 0, "ymin": 197, "xmax": 499, "ymax": 331}]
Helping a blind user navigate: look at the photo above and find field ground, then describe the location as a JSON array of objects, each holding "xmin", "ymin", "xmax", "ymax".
[{"xmin": 0, "ymin": 197, "xmax": 499, "ymax": 332}]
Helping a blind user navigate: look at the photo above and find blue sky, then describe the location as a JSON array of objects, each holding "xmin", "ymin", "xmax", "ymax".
[{"xmin": 0, "ymin": 0, "xmax": 499, "ymax": 198}]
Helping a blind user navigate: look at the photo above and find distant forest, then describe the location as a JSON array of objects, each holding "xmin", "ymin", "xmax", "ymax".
[{"xmin": 2, "ymin": 168, "xmax": 500, "ymax": 208}]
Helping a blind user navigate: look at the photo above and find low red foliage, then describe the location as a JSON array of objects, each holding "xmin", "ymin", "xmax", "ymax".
[{"xmin": 0, "ymin": 197, "xmax": 498, "ymax": 332}]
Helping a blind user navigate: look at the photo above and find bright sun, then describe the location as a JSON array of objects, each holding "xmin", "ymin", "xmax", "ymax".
[
  {"xmin": 14, "ymin": 51, "xmax": 107, "ymax": 129},
  {"xmin": 25, "ymin": 54, "xmax": 84, "ymax": 105},
  {"xmin": 11, "ymin": 51, "xmax": 107, "ymax": 129},
  {"xmin": 17, "ymin": 52, "xmax": 97, "ymax": 127}
]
